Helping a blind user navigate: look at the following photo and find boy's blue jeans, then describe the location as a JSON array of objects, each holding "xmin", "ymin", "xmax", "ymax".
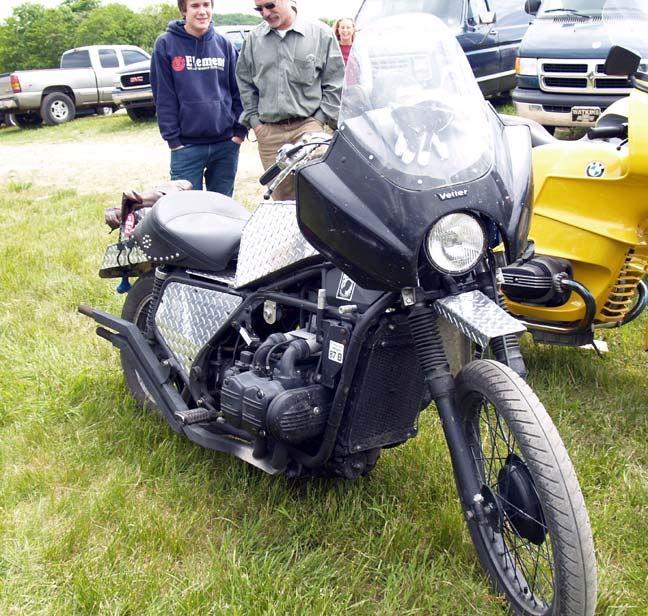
[{"xmin": 170, "ymin": 140, "xmax": 240, "ymax": 196}]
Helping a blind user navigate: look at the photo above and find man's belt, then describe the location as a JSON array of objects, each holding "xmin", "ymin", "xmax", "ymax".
[{"xmin": 272, "ymin": 116, "xmax": 306, "ymax": 126}]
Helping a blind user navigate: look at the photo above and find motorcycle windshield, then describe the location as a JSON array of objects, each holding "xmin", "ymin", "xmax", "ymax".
[
  {"xmin": 603, "ymin": 0, "xmax": 648, "ymax": 64},
  {"xmin": 338, "ymin": 13, "xmax": 494, "ymax": 192}
]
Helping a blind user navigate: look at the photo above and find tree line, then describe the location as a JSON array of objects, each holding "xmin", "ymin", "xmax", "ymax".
[{"xmin": 0, "ymin": 0, "xmax": 261, "ymax": 73}]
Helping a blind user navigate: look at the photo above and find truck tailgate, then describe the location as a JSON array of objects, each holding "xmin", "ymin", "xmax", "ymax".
[{"xmin": 0, "ymin": 73, "xmax": 15, "ymax": 98}]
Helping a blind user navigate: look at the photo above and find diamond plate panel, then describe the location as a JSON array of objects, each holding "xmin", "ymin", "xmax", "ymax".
[
  {"xmin": 187, "ymin": 269, "xmax": 236, "ymax": 286},
  {"xmin": 100, "ymin": 242, "xmax": 149, "ymax": 271},
  {"xmin": 155, "ymin": 282, "xmax": 242, "ymax": 376},
  {"xmin": 434, "ymin": 290, "xmax": 526, "ymax": 348},
  {"xmin": 235, "ymin": 201, "xmax": 319, "ymax": 288}
]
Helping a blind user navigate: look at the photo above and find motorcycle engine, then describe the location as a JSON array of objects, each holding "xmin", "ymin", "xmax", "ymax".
[{"xmin": 220, "ymin": 330, "xmax": 330, "ymax": 444}]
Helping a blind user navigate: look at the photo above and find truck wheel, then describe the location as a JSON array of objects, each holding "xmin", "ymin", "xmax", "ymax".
[
  {"xmin": 126, "ymin": 107, "xmax": 156, "ymax": 122},
  {"xmin": 13, "ymin": 113, "xmax": 42, "ymax": 128},
  {"xmin": 40, "ymin": 92, "xmax": 76, "ymax": 125}
]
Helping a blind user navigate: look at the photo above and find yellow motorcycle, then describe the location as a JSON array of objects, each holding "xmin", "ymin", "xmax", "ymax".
[{"xmin": 499, "ymin": 45, "xmax": 648, "ymax": 351}]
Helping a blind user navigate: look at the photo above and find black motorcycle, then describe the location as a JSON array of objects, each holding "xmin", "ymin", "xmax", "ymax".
[{"xmin": 80, "ymin": 14, "xmax": 597, "ymax": 616}]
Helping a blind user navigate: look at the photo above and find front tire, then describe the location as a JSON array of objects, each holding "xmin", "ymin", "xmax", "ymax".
[
  {"xmin": 40, "ymin": 92, "xmax": 76, "ymax": 125},
  {"xmin": 455, "ymin": 360, "xmax": 596, "ymax": 616},
  {"xmin": 96, "ymin": 105, "xmax": 115, "ymax": 116}
]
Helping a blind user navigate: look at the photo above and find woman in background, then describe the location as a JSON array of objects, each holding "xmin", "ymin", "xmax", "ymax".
[{"xmin": 334, "ymin": 17, "xmax": 355, "ymax": 65}]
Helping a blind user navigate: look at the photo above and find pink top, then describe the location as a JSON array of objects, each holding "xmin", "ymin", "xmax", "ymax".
[{"xmin": 340, "ymin": 44, "xmax": 352, "ymax": 66}]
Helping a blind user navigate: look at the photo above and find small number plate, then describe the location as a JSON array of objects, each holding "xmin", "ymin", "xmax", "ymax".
[{"xmin": 571, "ymin": 106, "xmax": 601, "ymax": 123}]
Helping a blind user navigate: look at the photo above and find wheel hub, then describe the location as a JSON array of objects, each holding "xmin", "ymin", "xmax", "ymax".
[
  {"xmin": 51, "ymin": 101, "xmax": 69, "ymax": 121},
  {"xmin": 497, "ymin": 453, "xmax": 547, "ymax": 545}
]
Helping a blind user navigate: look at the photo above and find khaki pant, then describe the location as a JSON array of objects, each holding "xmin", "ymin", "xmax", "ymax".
[{"xmin": 254, "ymin": 117, "xmax": 324, "ymax": 201}]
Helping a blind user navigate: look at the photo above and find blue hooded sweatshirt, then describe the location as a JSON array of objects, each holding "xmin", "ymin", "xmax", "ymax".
[{"xmin": 151, "ymin": 20, "xmax": 247, "ymax": 149}]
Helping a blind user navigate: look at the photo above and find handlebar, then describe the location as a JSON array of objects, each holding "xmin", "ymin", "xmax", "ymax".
[
  {"xmin": 259, "ymin": 132, "xmax": 332, "ymax": 199},
  {"xmin": 259, "ymin": 164, "xmax": 282, "ymax": 186}
]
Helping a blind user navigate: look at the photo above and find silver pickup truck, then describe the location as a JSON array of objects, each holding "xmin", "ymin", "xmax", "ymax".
[{"xmin": 0, "ymin": 45, "xmax": 150, "ymax": 127}]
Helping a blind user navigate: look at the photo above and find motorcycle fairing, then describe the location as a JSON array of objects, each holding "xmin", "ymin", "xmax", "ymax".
[
  {"xmin": 234, "ymin": 201, "xmax": 321, "ymax": 288},
  {"xmin": 296, "ymin": 125, "xmax": 532, "ymax": 291}
]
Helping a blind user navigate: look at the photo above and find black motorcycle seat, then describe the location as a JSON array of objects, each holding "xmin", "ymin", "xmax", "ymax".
[
  {"xmin": 134, "ymin": 190, "xmax": 251, "ymax": 271},
  {"xmin": 499, "ymin": 114, "xmax": 557, "ymax": 147}
]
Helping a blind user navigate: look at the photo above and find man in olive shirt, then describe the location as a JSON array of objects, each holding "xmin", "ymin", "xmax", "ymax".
[{"xmin": 236, "ymin": 0, "xmax": 344, "ymax": 200}]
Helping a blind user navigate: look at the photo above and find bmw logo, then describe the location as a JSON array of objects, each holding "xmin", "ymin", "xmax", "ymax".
[{"xmin": 586, "ymin": 161, "xmax": 605, "ymax": 177}]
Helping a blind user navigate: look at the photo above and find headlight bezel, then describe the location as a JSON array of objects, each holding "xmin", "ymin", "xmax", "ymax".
[{"xmin": 425, "ymin": 212, "xmax": 488, "ymax": 275}]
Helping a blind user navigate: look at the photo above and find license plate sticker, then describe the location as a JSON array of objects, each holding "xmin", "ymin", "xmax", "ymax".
[
  {"xmin": 571, "ymin": 106, "xmax": 601, "ymax": 123},
  {"xmin": 328, "ymin": 340, "xmax": 344, "ymax": 364}
]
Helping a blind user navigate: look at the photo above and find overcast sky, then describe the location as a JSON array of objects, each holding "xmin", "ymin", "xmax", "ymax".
[{"xmin": 0, "ymin": 0, "xmax": 364, "ymax": 22}]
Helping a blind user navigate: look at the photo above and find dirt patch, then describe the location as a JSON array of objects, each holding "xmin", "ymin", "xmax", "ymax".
[{"xmin": 0, "ymin": 126, "xmax": 265, "ymax": 206}]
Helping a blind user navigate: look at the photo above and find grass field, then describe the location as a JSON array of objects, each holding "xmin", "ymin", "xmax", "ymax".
[{"xmin": 0, "ymin": 115, "xmax": 647, "ymax": 615}]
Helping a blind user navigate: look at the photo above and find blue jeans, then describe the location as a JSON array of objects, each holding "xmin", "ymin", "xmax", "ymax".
[{"xmin": 170, "ymin": 140, "xmax": 240, "ymax": 196}]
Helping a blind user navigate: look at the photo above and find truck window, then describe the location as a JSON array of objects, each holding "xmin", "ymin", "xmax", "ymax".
[
  {"xmin": 225, "ymin": 32, "xmax": 245, "ymax": 50},
  {"xmin": 99, "ymin": 49, "xmax": 119, "ymax": 68},
  {"xmin": 489, "ymin": 0, "xmax": 522, "ymax": 14},
  {"xmin": 122, "ymin": 50, "xmax": 150, "ymax": 65},
  {"xmin": 61, "ymin": 50, "xmax": 91, "ymax": 69},
  {"xmin": 356, "ymin": 0, "xmax": 464, "ymax": 28},
  {"xmin": 467, "ymin": 0, "xmax": 490, "ymax": 25}
]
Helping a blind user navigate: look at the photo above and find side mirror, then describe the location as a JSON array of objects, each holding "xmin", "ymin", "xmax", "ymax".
[
  {"xmin": 479, "ymin": 11, "xmax": 496, "ymax": 25},
  {"xmin": 524, "ymin": 0, "xmax": 541, "ymax": 16},
  {"xmin": 604, "ymin": 45, "xmax": 641, "ymax": 76}
]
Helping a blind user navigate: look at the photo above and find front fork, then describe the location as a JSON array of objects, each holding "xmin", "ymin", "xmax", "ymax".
[{"xmin": 407, "ymin": 304, "xmax": 483, "ymax": 510}]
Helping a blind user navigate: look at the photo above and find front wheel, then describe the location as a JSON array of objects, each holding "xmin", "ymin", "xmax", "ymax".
[
  {"xmin": 455, "ymin": 360, "xmax": 597, "ymax": 616},
  {"xmin": 126, "ymin": 106, "xmax": 156, "ymax": 122}
]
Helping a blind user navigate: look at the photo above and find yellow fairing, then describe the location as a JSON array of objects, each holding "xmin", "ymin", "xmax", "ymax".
[{"xmin": 506, "ymin": 89, "xmax": 648, "ymax": 324}]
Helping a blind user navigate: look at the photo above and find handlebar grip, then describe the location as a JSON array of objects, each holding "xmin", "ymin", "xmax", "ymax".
[
  {"xmin": 587, "ymin": 124, "xmax": 627, "ymax": 140},
  {"xmin": 259, "ymin": 164, "xmax": 282, "ymax": 186}
]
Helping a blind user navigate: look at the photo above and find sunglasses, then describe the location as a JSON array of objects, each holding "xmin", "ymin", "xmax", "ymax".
[{"xmin": 254, "ymin": 2, "xmax": 276, "ymax": 11}]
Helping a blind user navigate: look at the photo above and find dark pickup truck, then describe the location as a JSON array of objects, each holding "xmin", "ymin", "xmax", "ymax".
[
  {"xmin": 355, "ymin": 0, "xmax": 532, "ymax": 98},
  {"xmin": 513, "ymin": 0, "xmax": 636, "ymax": 129}
]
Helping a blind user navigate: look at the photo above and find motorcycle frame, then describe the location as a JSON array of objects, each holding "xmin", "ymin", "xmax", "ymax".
[{"xmin": 81, "ymin": 258, "xmax": 489, "ymax": 506}]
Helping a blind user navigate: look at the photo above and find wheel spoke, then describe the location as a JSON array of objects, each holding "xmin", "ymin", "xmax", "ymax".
[{"xmin": 501, "ymin": 525, "xmax": 554, "ymax": 602}]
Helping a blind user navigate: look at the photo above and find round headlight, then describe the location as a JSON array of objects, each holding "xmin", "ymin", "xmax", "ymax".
[{"xmin": 426, "ymin": 213, "xmax": 486, "ymax": 274}]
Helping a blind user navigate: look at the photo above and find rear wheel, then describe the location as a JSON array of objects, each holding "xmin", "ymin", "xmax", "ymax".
[
  {"xmin": 40, "ymin": 92, "xmax": 76, "ymax": 125},
  {"xmin": 13, "ymin": 113, "xmax": 42, "ymax": 128},
  {"xmin": 455, "ymin": 360, "xmax": 596, "ymax": 616},
  {"xmin": 120, "ymin": 272, "xmax": 158, "ymax": 409}
]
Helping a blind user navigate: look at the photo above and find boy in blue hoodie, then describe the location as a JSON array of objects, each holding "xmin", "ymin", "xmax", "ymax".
[{"xmin": 150, "ymin": 0, "xmax": 247, "ymax": 196}]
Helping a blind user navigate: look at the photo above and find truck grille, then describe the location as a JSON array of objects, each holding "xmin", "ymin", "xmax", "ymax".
[
  {"xmin": 120, "ymin": 72, "xmax": 151, "ymax": 89},
  {"xmin": 539, "ymin": 58, "xmax": 631, "ymax": 94}
]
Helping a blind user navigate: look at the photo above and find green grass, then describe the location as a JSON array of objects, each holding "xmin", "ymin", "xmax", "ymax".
[
  {"xmin": 1, "ymin": 116, "xmax": 647, "ymax": 615},
  {"xmin": 0, "ymin": 112, "xmax": 156, "ymax": 145}
]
